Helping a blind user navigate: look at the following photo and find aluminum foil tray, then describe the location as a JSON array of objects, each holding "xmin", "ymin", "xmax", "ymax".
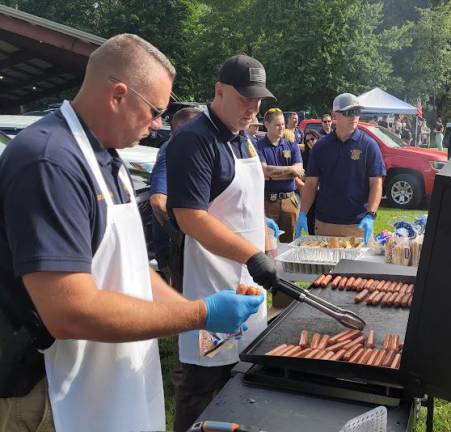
[
  {"xmin": 276, "ymin": 248, "xmax": 334, "ymax": 274},
  {"xmin": 287, "ymin": 235, "xmax": 367, "ymax": 263}
]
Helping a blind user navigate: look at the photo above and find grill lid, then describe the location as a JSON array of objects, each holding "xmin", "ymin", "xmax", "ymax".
[{"xmin": 402, "ymin": 168, "xmax": 451, "ymax": 401}]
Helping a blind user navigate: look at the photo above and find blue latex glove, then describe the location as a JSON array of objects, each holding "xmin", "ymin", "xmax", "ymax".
[
  {"xmin": 203, "ymin": 290, "xmax": 264, "ymax": 334},
  {"xmin": 358, "ymin": 214, "xmax": 374, "ymax": 245},
  {"xmin": 295, "ymin": 211, "xmax": 308, "ymax": 238},
  {"xmin": 265, "ymin": 217, "xmax": 281, "ymax": 238}
]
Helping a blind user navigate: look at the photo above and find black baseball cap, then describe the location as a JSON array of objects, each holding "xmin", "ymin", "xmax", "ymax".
[{"xmin": 218, "ymin": 54, "xmax": 275, "ymax": 99}]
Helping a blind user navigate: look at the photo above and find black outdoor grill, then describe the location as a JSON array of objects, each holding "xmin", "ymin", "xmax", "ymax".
[
  {"xmin": 196, "ymin": 165, "xmax": 451, "ymax": 431},
  {"xmin": 240, "ymin": 260, "xmax": 415, "ymax": 407}
]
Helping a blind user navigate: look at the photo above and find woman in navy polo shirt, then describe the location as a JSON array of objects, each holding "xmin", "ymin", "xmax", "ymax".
[
  {"xmin": 257, "ymin": 108, "xmax": 303, "ymax": 243},
  {"xmin": 297, "ymin": 93, "xmax": 386, "ymax": 244}
]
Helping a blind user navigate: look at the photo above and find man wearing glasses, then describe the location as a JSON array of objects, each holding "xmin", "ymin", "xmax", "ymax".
[
  {"xmin": 0, "ymin": 35, "xmax": 264, "ymax": 432},
  {"xmin": 296, "ymin": 93, "xmax": 385, "ymax": 244},
  {"xmin": 319, "ymin": 113, "xmax": 333, "ymax": 136},
  {"xmin": 166, "ymin": 55, "xmax": 278, "ymax": 432}
]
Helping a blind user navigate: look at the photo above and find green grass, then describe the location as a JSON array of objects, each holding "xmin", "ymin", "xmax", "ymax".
[{"xmin": 160, "ymin": 205, "xmax": 450, "ymax": 431}]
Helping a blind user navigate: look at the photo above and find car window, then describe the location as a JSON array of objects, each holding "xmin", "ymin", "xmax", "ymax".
[
  {"xmin": 365, "ymin": 125, "xmax": 406, "ymax": 148},
  {"xmin": 305, "ymin": 123, "xmax": 322, "ymax": 133}
]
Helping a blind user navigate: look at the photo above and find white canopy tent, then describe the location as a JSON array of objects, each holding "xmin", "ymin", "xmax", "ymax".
[{"xmin": 357, "ymin": 87, "xmax": 416, "ymax": 115}]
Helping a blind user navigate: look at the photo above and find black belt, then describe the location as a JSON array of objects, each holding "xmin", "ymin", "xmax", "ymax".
[{"xmin": 265, "ymin": 191, "xmax": 295, "ymax": 202}]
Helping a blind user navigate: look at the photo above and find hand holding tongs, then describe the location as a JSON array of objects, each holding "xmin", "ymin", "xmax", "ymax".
[{"xmin": 273, "ymin": 278, "xmax": 366, "ymax": 330}]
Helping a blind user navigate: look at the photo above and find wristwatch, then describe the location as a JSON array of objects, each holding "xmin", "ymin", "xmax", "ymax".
[{"xmin": 366, "ymin": 211, "xmax": 377, "ymax": 219}]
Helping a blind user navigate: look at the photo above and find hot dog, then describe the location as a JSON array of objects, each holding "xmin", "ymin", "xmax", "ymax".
[
  {"xmin": 343, "ymin": 344, "xmax": 363, "ymax": 361},
  {"xmin": 383, "ymin": 334, "xmax": 390, "ymax": 350},
  {"xmin": 366, "ymin": 291, "xmax": 379, "ymax": 304},
  {"xmin": 381, "ymin": 292, "xmax": 392, "ymax": 306},
  {"xmin": 336, "ymin": 329, "xmax": 361, "ymax": 343},
  {"xmin": 387, "ymin": 281, "xmax": 397, "ymax": 293},
  {"xmin": 353, "ymin": 277, "xmax": 363, "ymax": 290},
  {"xmin": 394, "ymin": 282, "xmax": 403, "ymax": 292},
  {"xmin": 328, "ymin": 329, "xmax": 353, "ymax": 345},
  {"xmin": 282, "ymin": 346, "xmax": 303, "ymax": 357},
  {"xmin": 331, "ymin": 349, "xmax": 347, "ymax": 361},
  {"xmin": 371, "ymin": 291, "xmax": 385, "ymax": 305},
  {"xmin": 321, "ymin": 351, "xmax": 335, "ymax": 360},
  {"xmin": 382, "ymin": 350, "xmax": 396, "ymax": 368},
  {"xmin": 345, "ymin": 277, "xmax": 356, "ymax": 290},
  {"xmin": 394, "ymin": 292, "xmax": 404, "ymax": 307},
  {"xmin": 374, "ymin": 349, "xmax": 386, "ymax": 367},
  {"xmin": 408, "ymin": 295, "xmax": 413, "ymax": 307},
  {"xmin": 358, "ymin": 349, "xmax": 373, "ymax": 364},
  {"xmin": 321, "ymin": 274, "xmax": 333, "ymax": 288},
  {"xmin": 364, "ymin": 279, "xmax": 375, "ymax": 290},
  {"xmin": 295, "ymin": 348, "xmax": 313, "ymax": 358},
  {"xmin": 349, "ymin": 348, "xmax": 365, "ymax": 363},
  {"xmin": 326, "ymin": 339, "xmax": 354, "ymax": 352},
  {"xmin": 356, "ymin": 278, "xmax": 367, "ymax": 291},
  {"xmin": 366, "ymin": 330, "xmax": 375, "ymax": 349},
  {"xmin": 310, "ymin": 333, "xmax": 321, "ymax": 349},
  {"xmin": 331, "ymin": 276, "xmax": 342, "ymax": 289},
  {"xmin": 367, "ymin": 349, "xmax": 379, "ymax": 366},
  {"xmin": 314, "ymin": 349, "xmax": 327, "ymax": 359},
  {"xmin": 338, "ymin": 277, "xmax": 348, "ymax": 290},
  {"xmin": 299, "ymin": 330, "xmax": 309, "ymax": 349},
  {"xmin": 343, "ymin": 335, "xmax": 365, "ymax": 350},
  {"xmin": 375, "ymin": 280, "xmax": 386, "ymax": 291},
  {"xmin": 390, "ymin": 334, "xmax": 400, "ymax": 352},
  {"xmin": 318, "ymin": 335, "xmax": 330, "ymax": 349},
  {"xmin": 387, "ymin": 292, "xmax": 398, "ymax": 306},
  {"xmin": 266, "ymin": 344, "xmax": 289, "ymax": 356},
  {"xmin": 313, "ymin": 274, "xmax": 325, "ymax": 287},
  {"xmin": 237, "ymin": 283, "xmax": 248, "ymax": 295},
  {"xmin": 354, "ymin": 289, "xmax": 369, "ymax": 303},
  {"xmin": 304, "ymin": 349, "xmax": 320, "ymax": 359},
  {"xmin": 401, "ymin": 294, "xmax": 410, "ymax": 308},
  {"xmin": 406, "ymin": 284, "xmax": 414, "ymax": 294},
  {"xmin": 391, "ymin": 353, "xmax": 401, "ymax": 369}
]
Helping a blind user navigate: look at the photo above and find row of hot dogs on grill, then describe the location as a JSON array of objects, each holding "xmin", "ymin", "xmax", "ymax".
[
  {"xmin": 266, "ymin": 329, "xmax": 402, "ymax": 369},
  {"xmin": 311, "ymin": 274, "xmax": 414, "ymax": 308}
]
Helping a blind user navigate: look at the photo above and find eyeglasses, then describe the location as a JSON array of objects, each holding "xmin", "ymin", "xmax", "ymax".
[
  {"xmin": 109, "ymin": 76, "xmax": 167, "ymax": 120},
  {"xmin": 267, "ymin": 108, "xmax": 282, "ymax": 113},
  {"xmin": 339, "ymin": 108, "xmax": 361, "ymax": 117}
]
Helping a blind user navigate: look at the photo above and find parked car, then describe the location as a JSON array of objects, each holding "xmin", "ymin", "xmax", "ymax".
[
  {"xmin": 299, "ymin": 119, "xmax": 448, "ymax": 209},
  {"xmin": 0, "ymin": 130, "xmax": 10, "ymax": 155}
]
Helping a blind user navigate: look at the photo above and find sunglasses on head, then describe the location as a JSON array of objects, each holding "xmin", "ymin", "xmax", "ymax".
[
  {"xmin": 340, "ymin": 108, "xmax": 361, "ymax": 117},
  {"xmin": 267, "ymin": 108, "xmax": 282, "ymax": 113}
]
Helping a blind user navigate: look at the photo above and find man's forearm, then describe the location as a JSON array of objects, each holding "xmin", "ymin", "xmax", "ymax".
[
  {"xmin": 263, "ymin": 165, "xmax": 296, "ymax": 180},
  {"xmin": 174, "ymin": 208, "xmax": 259, "ymax": 264},
  {"xmin": 150, "ymin": 194, "xmax": 169, "ymax": 227},
  {"xmin": 24, "ymin": 272, "xmax": 206, "ymax": 342},
  {"xmin": 367, "ymin": 177, "xmax": 383, "ymax": 212},
  {"xmin": 299, "ymin": 178, "xmax": 319, "ymax": 213}
]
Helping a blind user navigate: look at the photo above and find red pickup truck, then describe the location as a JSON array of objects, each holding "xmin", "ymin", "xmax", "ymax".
[{"xmin": 299, "ymin": 119, "xmax": 448, "ymax": 209}]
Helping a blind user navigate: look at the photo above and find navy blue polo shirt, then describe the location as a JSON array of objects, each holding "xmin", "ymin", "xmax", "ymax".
[
  {"xmin": 166, "ymin": 106, "xmax": 255, "ymax": 217},
  {"xmin": 306, "ymin": 128, "xmax": 386, "ymax": 224},
  {"xmin": 0, "ymin": 109, "xmax": 130, "ymax": 279},
  {"xmin": 149, "ymin": 141, "xmax": 170, "ymax": 268},
  {"xmin": 257, "ymin": 135, "xmax": 302, "ymax": 193}
]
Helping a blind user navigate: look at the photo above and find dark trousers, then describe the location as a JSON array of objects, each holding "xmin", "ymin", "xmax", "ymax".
[
  {"xmin": 173, "ymin": 362, "xmax": 234, "ymax": 432},
  {"xmin": 168, "ymin": 230, "xmax": 185, "ymax": 293}
]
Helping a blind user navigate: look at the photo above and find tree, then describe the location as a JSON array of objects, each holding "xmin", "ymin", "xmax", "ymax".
[{"xmin": 408, "ymin": 2, "xmax": 451, "ymax": 120}]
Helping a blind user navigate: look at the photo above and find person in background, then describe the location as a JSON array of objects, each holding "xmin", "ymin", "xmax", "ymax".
[
  {"xmin": 296, "ymin": 93, "xmax": 385, "ymax": 244},
  {"xmin": 301, "ymin": 129, "xmax": 320, "ymax": 234},
  {"xmin": 433, "ymin": 117, "xmax": 444, "ymax": 151},
  {"xmin": 284, "ymin": 111, "xmax": 303, "ymax": 146},
  {"xmin": 166, "ymin": 54, "xmax": 278, "ymax": 432},
  {"xmin": 258, "ymin": 108, "xmax": 303, "ymax": 244},
  {"xmin": 150, "ymin": 107, "xmax": 201, "ymax": 290},
  {"xmin": 0, "ymin": 34, "xmax": 263, "ymax": 432},
  {"xmin": 393, "ymin": 115, "xmax": 402, "ymax": 137},
  {"xmin": 246, "ymin": 115, "xmax": 263, "ymax": 145},
  {"xmin": 319, "ymin": 113, "xmax": 332, "ymax": 136},
  {"xmin": 420, "ymin": 119, "xmax": 430, "ymax": 147}
]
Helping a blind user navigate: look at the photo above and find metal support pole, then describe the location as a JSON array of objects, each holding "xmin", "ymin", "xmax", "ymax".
[{"xmin": 425, "ymin": 395, "xmax": 434, "ymax": 432}]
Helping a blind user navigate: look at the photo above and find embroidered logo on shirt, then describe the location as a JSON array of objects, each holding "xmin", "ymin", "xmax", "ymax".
[
  {"xmin": 247, "ymin": 139, "xmax": 258, "ymax": 157},
  {"xmin": 350, "ymin": 149, "xmax": 362, "ymax": 160},
  {"xmin": 283, "ymin": 149, "xmax": 292, "ymax": 159}
]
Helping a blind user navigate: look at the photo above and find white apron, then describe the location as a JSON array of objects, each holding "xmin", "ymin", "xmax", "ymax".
[
  {"xmin": 43, "ymin": 101, "xmax": 165, "ymax": 432},
  {"xmin": 179, "ymin": 112, "xmax": 267, "ymax": 366}
]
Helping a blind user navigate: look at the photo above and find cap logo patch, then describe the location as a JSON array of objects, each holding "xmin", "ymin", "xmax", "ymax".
[{"xmin": 249, "ymin": 67, "xmax": 266, "ymax": 83}]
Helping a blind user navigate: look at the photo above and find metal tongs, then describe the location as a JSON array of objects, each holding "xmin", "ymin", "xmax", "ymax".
[{"xmin": 273, "ymin": 279, "xmax": 366, "ymax": 330}]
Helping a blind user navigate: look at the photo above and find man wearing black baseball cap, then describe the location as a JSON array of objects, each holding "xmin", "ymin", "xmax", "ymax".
[{"xmin": 166, "ymin": 55, "xmax": 277, "ymax": 431}]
